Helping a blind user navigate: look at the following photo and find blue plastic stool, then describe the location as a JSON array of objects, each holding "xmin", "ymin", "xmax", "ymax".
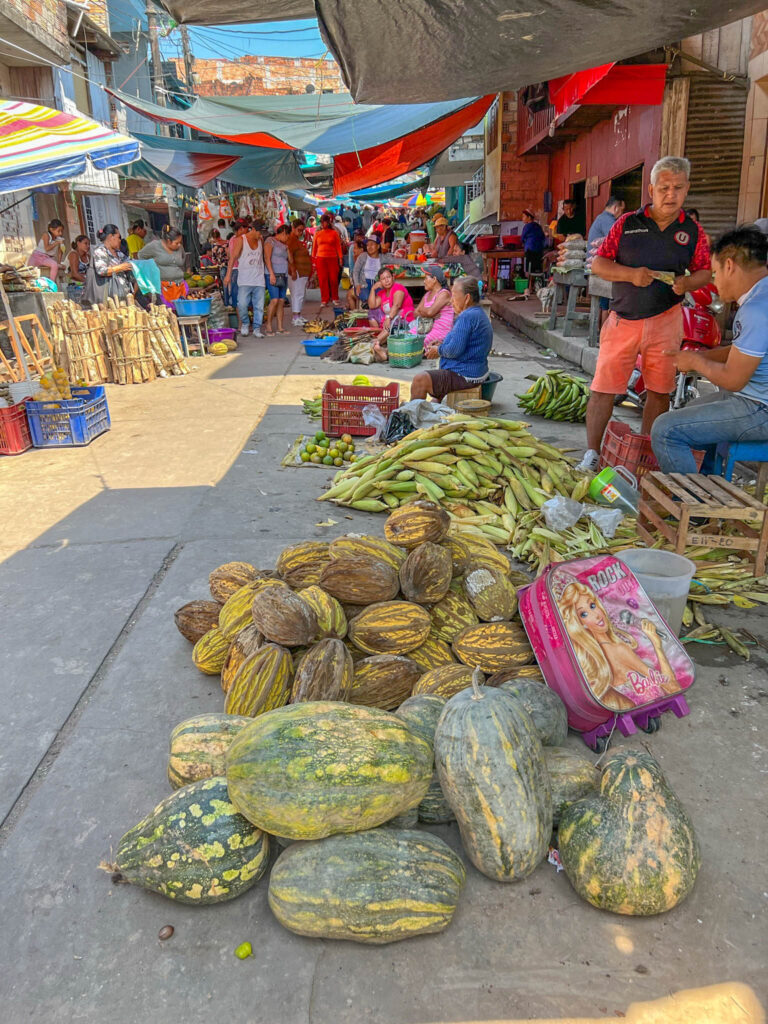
[{"xmin": 715, "ymin": 441, "xmax": 768, "ymax": 498}]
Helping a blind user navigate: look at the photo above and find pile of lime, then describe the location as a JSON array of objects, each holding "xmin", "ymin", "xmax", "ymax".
[{"xmin": 300, "ymin": 430, "xmax": 358, "ymax": 466}]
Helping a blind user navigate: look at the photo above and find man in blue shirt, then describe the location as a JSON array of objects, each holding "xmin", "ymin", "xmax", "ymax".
[
  {"xmin": 651, "ymin": 225, "xmax": 768, "ymax": 473},
  {"xmin": 521, "ymin": 209, "xmax": 546, "ymax": 275},
  {"xmin": 411, "ymin": 277, "xmax": 493, "ymax": 401},
  {"xmin": 588, "ymin": 196, "xmax": 625, "ymax": 247}
]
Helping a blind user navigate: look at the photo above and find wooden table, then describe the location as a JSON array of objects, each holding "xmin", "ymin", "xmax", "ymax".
[
  {"xmin": 480, "ymin": 249, "xmax": 525, "ymax": 290},
  {"xmin": 587, "ymin": 273, "xmax": 613, "ymax": 347},
  {"xmin": 548, "ymin": 268, "xmax": 588, "ymax": 336}
]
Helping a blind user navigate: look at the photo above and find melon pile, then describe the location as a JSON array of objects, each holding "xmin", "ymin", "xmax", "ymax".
[{"xmin": 103, "ymin": 500, "xmax": 701, "ymax": 943}]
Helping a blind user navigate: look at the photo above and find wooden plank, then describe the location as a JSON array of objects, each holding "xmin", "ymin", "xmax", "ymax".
[
  {"xmin": 686, "ymin": 532, "xmax": 758, "ymax": 550},
  {"xmin": 639, "ymin": 502, "xmax": 676, "ymax": 543},
  {"xmin": 653, "ymin": 472, "xmax": 702, "ymax": 506},
  {"xmin": 715, "ymin": 475, "xmax": 767, "ymax": 510},
  {"xmin": 689, "ymin": 473, "xmax": 744, "ymax": 507},
  {"xmin": 643, "ymin": 474, "xmax": 694, "ymax": 514},
  {"xmin": 667, "ymin": 472, "xmax": 721, "ymax": 505}
]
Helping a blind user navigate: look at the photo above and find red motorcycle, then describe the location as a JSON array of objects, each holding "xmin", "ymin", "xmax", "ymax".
[{"xmin": 618, "ymin": 285, "xmax": 723, "ymax": 410}]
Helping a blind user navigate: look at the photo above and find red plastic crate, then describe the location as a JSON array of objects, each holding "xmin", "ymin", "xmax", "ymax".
[
  {"xmin": 321, "ymin": 379, "xmax": 400, "ymax": 437},
  {"xmin": 0, "ymin": 399, "xmax": 32, "ymax": 455},
  {"xmin": 599, "ymin": 420, "xmax": 703, "ymax": 480}
]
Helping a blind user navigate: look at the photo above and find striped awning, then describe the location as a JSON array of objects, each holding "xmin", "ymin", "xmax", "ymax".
[{"xmin": 0, "ymin": 99, "xmax": 140, "ymax": 195}]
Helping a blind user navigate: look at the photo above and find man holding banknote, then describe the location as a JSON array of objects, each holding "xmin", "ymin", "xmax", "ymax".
[{"xmin": 576, "ymin": 156, "xmax": 712, "ymax": 473}]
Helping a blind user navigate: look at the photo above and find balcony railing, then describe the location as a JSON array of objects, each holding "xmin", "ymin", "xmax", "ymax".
[
  {"xmin": 517, "ymin": 95, "xmax": 558, "ymax": 154},
  {"xmin": 466, "ymin": 166, "xmax": 484, "ymax": 201}
]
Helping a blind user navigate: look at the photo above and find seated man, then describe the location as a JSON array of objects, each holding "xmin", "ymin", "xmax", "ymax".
[
  {"xmin": 411, "ymin": 277, "xmax": 493, "ymax": 401},
  {"xmin": 651, "ymin": 226, "xmax": 768, "ymax": 474}
]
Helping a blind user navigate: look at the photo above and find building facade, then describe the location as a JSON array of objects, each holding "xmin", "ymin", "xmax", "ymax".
[
  {"xmin": 474, "ymin": 18, "xmax": 753, "ymax": 245},
  {"xmin": 172, "ymin": 55, "xmax": 344, "ymax": 97}
]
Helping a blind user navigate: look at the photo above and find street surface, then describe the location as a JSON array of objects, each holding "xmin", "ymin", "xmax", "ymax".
[{"xmin": 1, "ymin": 305, "xmax": 766, "ymax": 1022}]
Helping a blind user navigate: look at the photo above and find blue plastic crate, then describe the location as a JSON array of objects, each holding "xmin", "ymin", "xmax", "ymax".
[{"xmin": 26, "ymin": 386, "xmax": 111, "ymax": 448}]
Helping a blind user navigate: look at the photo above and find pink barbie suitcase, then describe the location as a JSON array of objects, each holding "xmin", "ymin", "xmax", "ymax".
[{"xmin": 518, "ymin": 554, "xmax": 694, "ymax": 752}]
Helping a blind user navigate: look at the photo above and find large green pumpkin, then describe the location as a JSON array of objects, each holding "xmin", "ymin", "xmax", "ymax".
[
  {"xmin": 434, "ymin": 672, "xmax": 552, "ymax": 881},
  {"xmin": 543, "ymin": 746, "xmax": 600, "ymax": 825},
  {"xmin": 167, "ymin": 713, "xmax": 252, "ymax": 789},
  {"xmin": 558, "ymin": 751, "xmax": 700, "ymax": 915},
  {"xmin": 395, "ymin": 693, "xmax": 454, "ymax": 825},
  {"xmin": 112, "ymin": 777, "xmax": 270, "ymax": 904},
  {"xmin": 226, "ymin": 701, "xmax": 433, "ymax": 840},
  {"xmin": 498, "ymin": 679, "xmax": 568, "ymax": 747},
  {"xmin": 268, "ymin": 828, "xmax": 466, "ymax": 943}
]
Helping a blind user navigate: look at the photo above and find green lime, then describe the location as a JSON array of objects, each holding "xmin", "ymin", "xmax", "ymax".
[
  {"xmin": 341, "ymin": 433, "xmax": 353, "ymax": 445},
  {"xmin": 342, "ymin": 450, "xmax": 352, "ymax": 461},
  {"xmin": 322, "ymin": 454, "xmax": 333, "ymax": 465},
  {"xmin": 328, "ymin": 448, "xmax": 340, "ymax": 459},
  {"xmin": 305, "ymin": 443, "xmax": 316, "ymax": 454},
  {"xmin": 310, "ymin": 453, "xmax": 322, "ymax": 463},
  {"xmin": 336, "ymin": 441, "xmax": 347, "ymax": 453},
  {"xmin": 314, "ymin": 430, "xmax": 327, "ymax": 441},
  {"xmin": 349, "ymin": 454, "xmax": 357, "ymax": 463},
  {"xmin": 300, "ymin": 451, "xmax": 310, "ymax": 462},
  {"xmin": 318, "ymin": 437, "xmax": 330, "ymax": 448},
  {"xmin": 333, "ymin": 457, "xmax": 343, "ymax": 466},
  {"xmin": 348, "ymin": 442, "xmax": 356, "ymax": 452}
]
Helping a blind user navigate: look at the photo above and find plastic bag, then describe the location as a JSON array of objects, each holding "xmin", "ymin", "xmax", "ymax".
[
  {"xmin": 362, "ymin": 403, "xmax": 387, "ymax": 442},
  {"xmin": 349, "ymin": 341, "xmax": 375, "ymax": 364},
  {"xmin": 383, "ymin": 409, "xmax": 415, "ymax": 443},
  {"xmin": 585, "ymin": 506, "xmax": 624, "ymax": 538},
  {"xmin": 542, "ymin": 496, "xmax": 585, "ymax": 532}
]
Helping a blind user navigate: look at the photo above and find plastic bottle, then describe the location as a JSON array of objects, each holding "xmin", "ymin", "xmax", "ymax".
[{"xmin": 588, "ymin": 465, "xmax": 639, "ymax": 515}]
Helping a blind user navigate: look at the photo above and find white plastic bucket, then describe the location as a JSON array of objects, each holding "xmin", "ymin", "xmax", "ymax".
[{"xmin": 617, "ymin": 549, "xmax": 696, "ymax": 637}]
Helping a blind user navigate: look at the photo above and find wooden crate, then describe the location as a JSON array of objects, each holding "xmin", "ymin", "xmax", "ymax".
[{"xmin": 637, "ymin": 471, "xmax": 768, "ymax": 576}]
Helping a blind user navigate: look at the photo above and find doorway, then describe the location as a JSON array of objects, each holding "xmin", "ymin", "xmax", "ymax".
[
  {"xmin": 610, "ymin": 165, "xmax": 644, "ymax": 212},
  {"xmin": 570, "ymin": 179, "xmax": 586, "ymax": 235}
]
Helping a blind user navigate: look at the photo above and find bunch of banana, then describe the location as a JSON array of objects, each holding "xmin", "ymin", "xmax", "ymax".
[
  {"xmin": 303, "ymin": 319, "xmax": 334, "ymax": 337},
  {"xmin": 318, "ymin": 415, "xmax": 591, "ymax": 545},
  {"xmin": 517, "ymin": 370, "xmax": 590, "ymax": 422},
  {"xmin": 301, "ymin": 395, "xmax": 322, "ymax": 420}
]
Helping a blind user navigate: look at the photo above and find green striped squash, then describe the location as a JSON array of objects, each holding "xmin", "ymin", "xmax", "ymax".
[
  {"xmin": 499, "ymin": 679, "xmax": 568, "ymax": 747},
  {"xmin": 558, "ymin": 751, "xmax": 700, "ymax": 915},
  {"xmin": 168, "ymin": 713, "xmax": 252, "ymax": 789},
  {"xmin": 395, "ymin": 693, "xmax": 454, "ymax": 825},
  {"xmin": 435, "ymin": 672, "xmax": 552, "ymax": 881},
  {"xmin": 543, "ymin": 746, "xmax": 600, "ymax": 825},
  {"xmin": 112, "ymin": 777, "xmax": 270, "ymax": 904},
  {"xmin": 268, "ymin": 828, "xmax": 466, "ymax": 943},
  {"xmin": 226, "ymin": 701, "xmax": 433, "ymax": 840}
]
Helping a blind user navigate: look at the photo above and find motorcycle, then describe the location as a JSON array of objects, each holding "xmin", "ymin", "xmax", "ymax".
[{"xmin": 617, "ymin": 285, "xmax": 724, "ymax": 410}]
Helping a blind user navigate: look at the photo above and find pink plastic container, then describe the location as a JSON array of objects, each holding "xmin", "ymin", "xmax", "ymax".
[
  {"xmin": 518, "ymin": 554, "xmax": 694, "ymax": 751},
  {"xmin": 208, "ymin": 327, "xmax": 235, "ymax": 345}
]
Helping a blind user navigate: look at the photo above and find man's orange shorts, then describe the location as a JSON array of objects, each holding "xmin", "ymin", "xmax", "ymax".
[{"xmin": 591, "ymin": 304, "xmax": 682, "ymax": 395}]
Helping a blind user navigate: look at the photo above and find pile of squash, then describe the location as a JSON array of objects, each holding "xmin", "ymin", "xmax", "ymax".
[{"xmin": 104, "ymin": 501, "xmax": 701, "ymax": 943}]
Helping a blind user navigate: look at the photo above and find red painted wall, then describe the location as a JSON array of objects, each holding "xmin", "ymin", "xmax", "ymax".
[{"xmin": 548, "ymin": 104, "xmax": 663, "ymax": 226}]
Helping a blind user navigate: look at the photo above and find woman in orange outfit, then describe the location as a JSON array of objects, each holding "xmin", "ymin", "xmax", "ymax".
[{"xmin": 312, "ymin": 213, "xmax": 343, "ymax": 308}]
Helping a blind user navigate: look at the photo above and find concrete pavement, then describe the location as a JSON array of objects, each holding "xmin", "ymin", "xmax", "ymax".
[{"xmin": 1, "ymin": 308, "xmax": 766, "ymax": 1022}]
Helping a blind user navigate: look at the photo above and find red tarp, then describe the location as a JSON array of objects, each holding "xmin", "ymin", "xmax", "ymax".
[
  {"xmin": 548, "ymin": 64, "xmax": 668, "ymax": 119},
  {"xmin": 333, "ymin": 95, "xmax": 493, "ymax": 194}
]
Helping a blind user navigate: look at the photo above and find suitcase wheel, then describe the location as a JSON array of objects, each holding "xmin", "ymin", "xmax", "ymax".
[
  {"xmin": 641, "ymin": 716, "xmax": 662, "ymax": 734},
  {"xmin": 589, "ymin": 735, "xmax": 609, "ymax": 754}
]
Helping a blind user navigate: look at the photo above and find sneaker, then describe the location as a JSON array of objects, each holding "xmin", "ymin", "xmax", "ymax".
[
  {"xmin": 575, "ymin": 449, "xmax": 600, "ymax": 473},
  {"xmin": 240, "ymin": 326, "xmax": 249, "ymax": 337},
  {"xmin": 252, "ymin": 329, "xmax": 264, "ymax": 339}
]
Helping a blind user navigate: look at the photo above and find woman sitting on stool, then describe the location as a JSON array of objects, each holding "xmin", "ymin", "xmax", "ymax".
[
  {"xmin": 411, "ymin": 277, "xmax": 493, "ymax": 401},
  {"xmin": 368, "ymin": 266, "xmax": 415, "ymax": 362}
]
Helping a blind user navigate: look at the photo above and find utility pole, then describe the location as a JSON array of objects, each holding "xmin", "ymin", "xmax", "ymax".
[
  {"xmin": 180, "ymin": 25, "xmax": 195, "ymax": 98},
  {"xmin": 146, "ymin": 0, "xmax": 168, "ymax": 135}
]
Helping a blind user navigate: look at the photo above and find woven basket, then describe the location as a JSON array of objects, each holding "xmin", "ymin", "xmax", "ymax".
[{"xmin": 387, "ymin": 332, "xmax": 423, "ymax": 368}]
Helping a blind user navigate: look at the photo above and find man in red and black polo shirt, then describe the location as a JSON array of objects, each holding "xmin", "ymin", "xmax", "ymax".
[{"xmin": 577, "ymin": 156, "xmax": 712, "ymax": 472}]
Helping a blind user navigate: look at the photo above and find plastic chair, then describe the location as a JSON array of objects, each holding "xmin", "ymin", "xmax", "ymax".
[{"xmin": 715, "ymin": 441, "xmax": 768, "ymax": 499}]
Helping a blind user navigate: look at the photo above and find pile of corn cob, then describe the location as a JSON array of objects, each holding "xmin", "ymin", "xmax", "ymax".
[
  {"xmin": 318, "ymin": 415, "xmax": 609, "ymax": 554},
  {"xmin": 676, "ymin": 555, "xmax": 768, "ymax": 659}
]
